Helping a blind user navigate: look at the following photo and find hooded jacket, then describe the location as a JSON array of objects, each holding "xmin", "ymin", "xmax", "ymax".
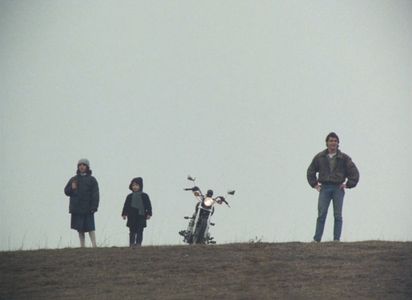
[
  {"xmin": 122, "ymin": 177, "xmax": 152, "ymax": 228},
  {"xmin": 64, "ymin": 170, "xmax": 100, "ymax": 214},
  {"xmin": 307, "ymin": 149, "xmax": 359, "ymax": 188}
]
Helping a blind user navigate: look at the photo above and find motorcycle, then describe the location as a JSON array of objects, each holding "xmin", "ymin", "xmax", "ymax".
[{"xmin": 179, "ymin": 175, "xmax": 234, "ymax": 245}]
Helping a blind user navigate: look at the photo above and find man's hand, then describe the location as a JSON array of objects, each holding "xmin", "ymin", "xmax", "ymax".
[
  {"xmin": 122, "ymin": 215, "xmax": 127, "ymax": 220},
  {"xmin": 340, "ymin": 183, "xmax": 347, "ymax": 190},
  {"xmin": 146, "ymin": 215, "xmax": 151, "ymax": 220},
  {"xmin": 315, "ymin": 184, "xmax": 322, "ymax": 192},
  {"xmin": 71, "ymin": 181, "xmax": 77, "ymax": 190}
]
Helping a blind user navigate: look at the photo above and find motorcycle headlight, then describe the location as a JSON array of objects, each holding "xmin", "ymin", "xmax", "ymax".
[{"xmin": 203, "ymin": 197, "xmax": 214, "ymax": 207}]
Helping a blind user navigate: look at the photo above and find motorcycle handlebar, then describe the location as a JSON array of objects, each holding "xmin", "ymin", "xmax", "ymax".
[
  {"xmin": 216, "ymin": 196, "xmax": 230, "ymax": 207},
  {"xmin": 184, "ymin": 186, "xmax": 200, "ymax": 192}
]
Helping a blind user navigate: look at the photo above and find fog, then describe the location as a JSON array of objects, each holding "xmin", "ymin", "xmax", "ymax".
[{"xmin": 1, "ymin": 1, "xmax": 411, "ymax": 250}]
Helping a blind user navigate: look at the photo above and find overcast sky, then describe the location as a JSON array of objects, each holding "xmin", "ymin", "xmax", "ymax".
[{"xmin": 1, "ymin": 1, "xmax": 411, "ymax": 250}]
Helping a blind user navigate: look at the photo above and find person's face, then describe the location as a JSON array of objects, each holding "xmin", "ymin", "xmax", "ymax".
[
  {"xmin": 131, "ymin": 183, "xmax": 141, "ymax": 192},
  {"xmin": 326, "ymin": 137, "xmax": 339, "ymax": 152},
  {"xmin": 78, "ymin": 163, "xmax": 88, "ymax": 173}
]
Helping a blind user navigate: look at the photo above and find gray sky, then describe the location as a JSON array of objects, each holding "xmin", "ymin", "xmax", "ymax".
[{"xmin": 1, "ymin": 1, "xmax": 411, "ymax": 250}]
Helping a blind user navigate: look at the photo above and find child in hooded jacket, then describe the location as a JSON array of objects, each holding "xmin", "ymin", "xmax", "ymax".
[{"xmin": 122, "ymin": 177, "xmax": 152, "ymax": 247}]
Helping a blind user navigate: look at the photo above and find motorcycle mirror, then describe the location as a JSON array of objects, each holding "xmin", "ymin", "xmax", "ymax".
[
  {"xmin": 187, "ymin": 175, "xmax": 196, "ymax": 182},
  {"xmin": 227, "ymin": 190, "xmax": 235, "ymax": 195}
]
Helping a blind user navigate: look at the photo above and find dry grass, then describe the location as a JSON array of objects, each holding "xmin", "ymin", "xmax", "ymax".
[{"xmin": 1, "ymin": 241, "xmax": 411, "ymax": 299}]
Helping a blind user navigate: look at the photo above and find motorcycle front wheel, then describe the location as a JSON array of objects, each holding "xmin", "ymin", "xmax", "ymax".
[{"xmin": 193, "ymin": 217, "xmax": 208, "ymax": 244}]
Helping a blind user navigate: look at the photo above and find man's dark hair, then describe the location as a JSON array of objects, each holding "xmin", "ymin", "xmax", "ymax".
[{"xmin": 325, "ymin": 132, "xmax": 340, "ymax": 143}]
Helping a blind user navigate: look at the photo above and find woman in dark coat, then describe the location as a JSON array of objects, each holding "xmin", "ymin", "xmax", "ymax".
[
  {"xmin": 64, "ymin": 158, "xmax": 99, "ymax": 248},
  {"xmin": 122, "ymin": 177, "xmax": 152, "ymax": 247}
]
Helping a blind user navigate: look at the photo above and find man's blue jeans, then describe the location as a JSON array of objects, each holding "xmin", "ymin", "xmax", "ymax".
[{"xmin": 314, "ymin": 184, "xmax": 345, "ymax": 242}]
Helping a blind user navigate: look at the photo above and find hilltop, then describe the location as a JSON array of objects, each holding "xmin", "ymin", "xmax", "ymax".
[{"xmin": 1, "ymin": 241, "xmax": 411, "ymax": 299}]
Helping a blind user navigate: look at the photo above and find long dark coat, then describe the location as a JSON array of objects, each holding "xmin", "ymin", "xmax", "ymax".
[
  {"xmin": 122, "ymin": 193, "xmax": 152, "ymax": 229},
  {"xmin": 64, "ymin": 172, "xmax": 99, "ymax": 214}
]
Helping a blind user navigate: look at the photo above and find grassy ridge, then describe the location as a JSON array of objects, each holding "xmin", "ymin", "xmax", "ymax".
[{"xmin": 1, "ymin": 241, "xmax": 412, "ymax": 299}]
